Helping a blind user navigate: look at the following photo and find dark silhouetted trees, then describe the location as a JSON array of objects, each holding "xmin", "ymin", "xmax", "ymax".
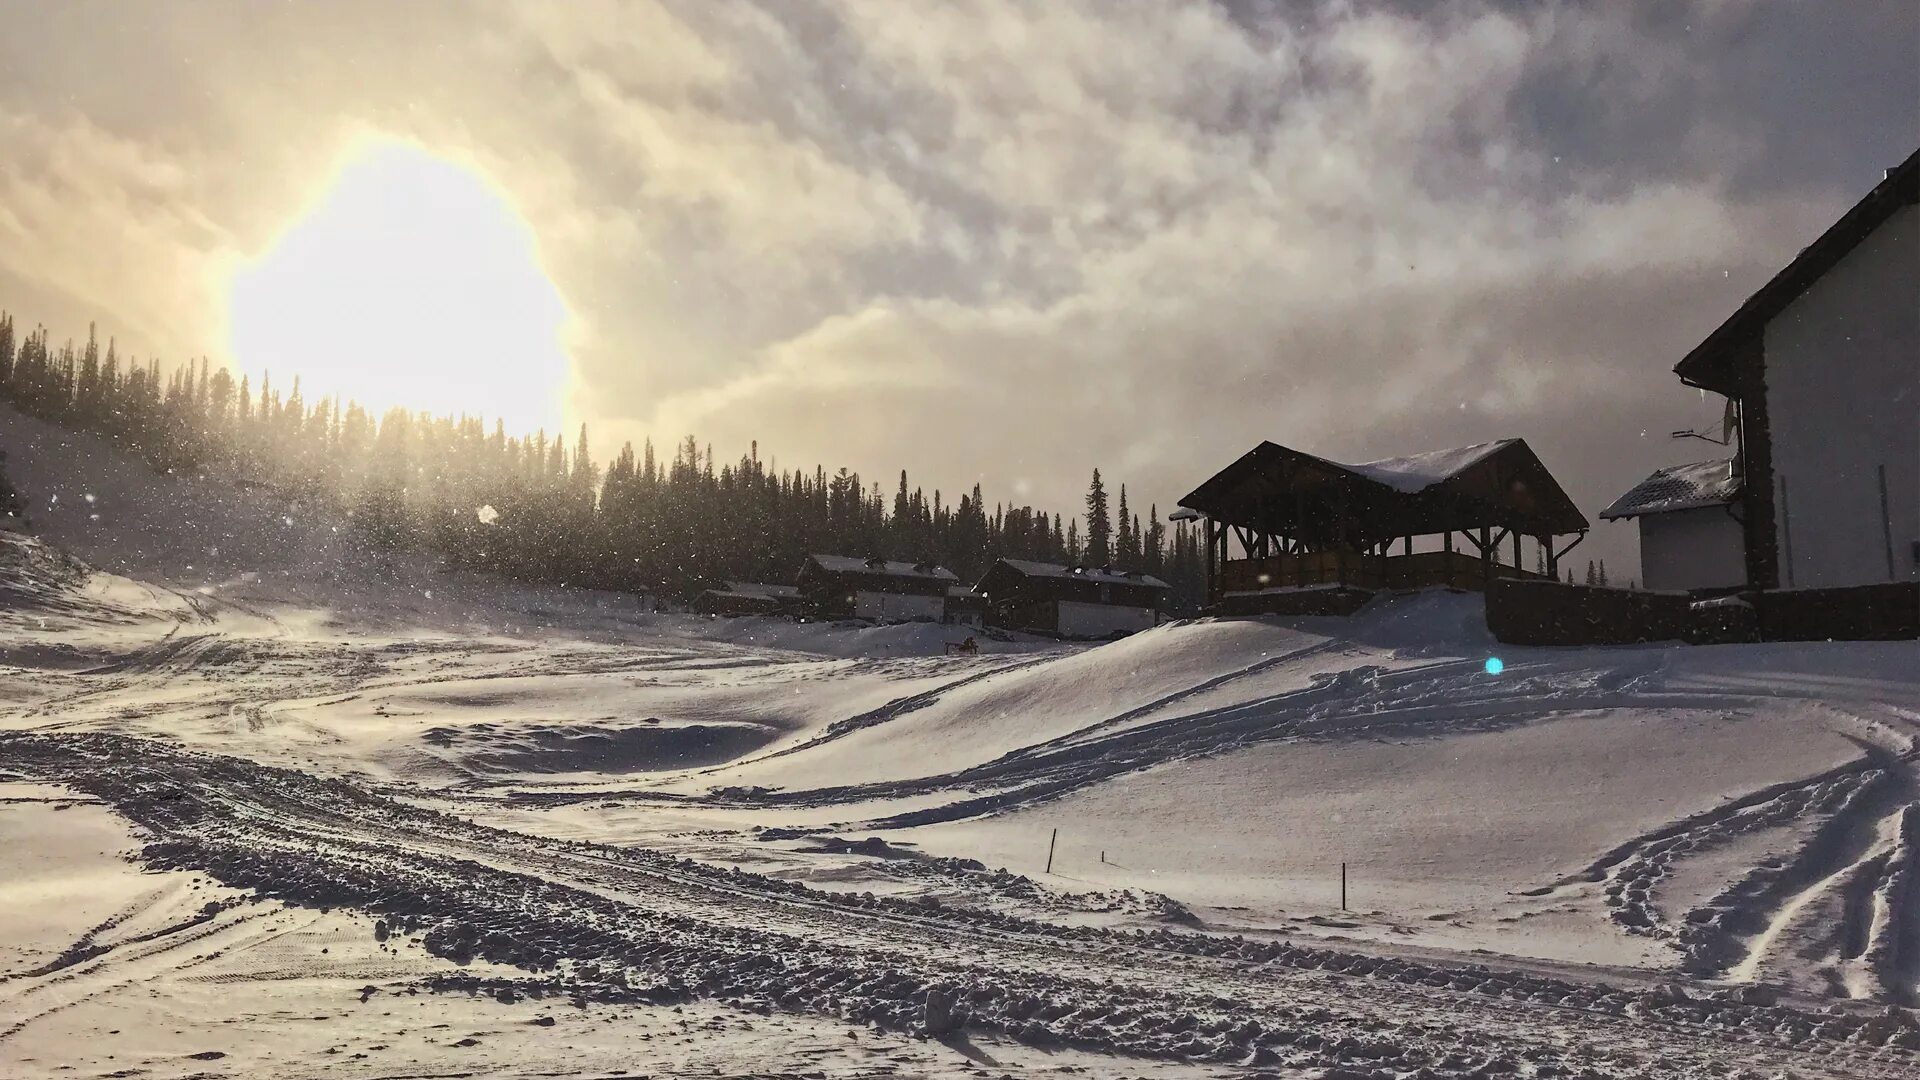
[{"xmin": 0, "ymin": 312, "xmax": 1209, "ymax": 608}]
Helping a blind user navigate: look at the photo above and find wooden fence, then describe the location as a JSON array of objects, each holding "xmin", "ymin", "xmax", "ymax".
[{"xmin": 1486, "ymin": 578, "xmax": 1918, "ymax": 646}]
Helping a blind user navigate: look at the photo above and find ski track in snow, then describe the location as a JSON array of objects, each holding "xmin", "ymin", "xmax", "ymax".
[{"xmin": 5, "ymin": 732, "xmax": 1918, "ymax": 1078}]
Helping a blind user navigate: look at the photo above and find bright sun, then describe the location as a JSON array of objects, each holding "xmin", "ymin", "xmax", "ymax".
[{"xmin": 229, "ymin": 140, "xmax": 568, "ymax": 436}]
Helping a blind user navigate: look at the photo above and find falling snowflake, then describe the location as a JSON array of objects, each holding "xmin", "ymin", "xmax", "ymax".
[{"xmin": 476, "ymin": 504, "xmax": 500, "ymax": 525}]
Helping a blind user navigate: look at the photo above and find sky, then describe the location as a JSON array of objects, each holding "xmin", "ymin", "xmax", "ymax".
[{"xmin": 1, "ymin": 0, "xmax": 1915, "ymax": 575}]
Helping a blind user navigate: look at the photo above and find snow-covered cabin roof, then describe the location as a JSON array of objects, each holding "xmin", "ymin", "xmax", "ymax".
[
  {"xmin": 803, "ymin": 554, "xmax": 959, "ymax": 583},
  {"xmin": 1599, "ymin": 460, "xmax": 1742, "ymax": 520},
  {"xmin": 1348, "ymin": 440, "xmax": 1516, "ymax": 495},
  {"xmin": 993, "ymin": 559, "xmax": 1171, "ymax": 589}
]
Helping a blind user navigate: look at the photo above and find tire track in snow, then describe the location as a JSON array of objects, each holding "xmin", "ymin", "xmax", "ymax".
[
  {"xmin": 1719, "ymin": 760, "xmax": 1919, "ymax": 997},
  {"xmin": 10, "ymin": 731, "xmax": 1913, "ymax": 1078}
]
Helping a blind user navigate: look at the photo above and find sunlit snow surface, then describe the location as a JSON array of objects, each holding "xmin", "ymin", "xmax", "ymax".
[{"xmin": 5, "ymin": 402, "xmax": 1920, "ymax": 1079}]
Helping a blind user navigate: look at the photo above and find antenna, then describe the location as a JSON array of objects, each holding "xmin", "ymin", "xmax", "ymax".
[
  {"xmin": 1674, "ymin": 396, "xmax": 1739, "ymax": 446},
  {"xmin": 1670, "ymin": 428, "xmax": 1728, "ymax": 444}
]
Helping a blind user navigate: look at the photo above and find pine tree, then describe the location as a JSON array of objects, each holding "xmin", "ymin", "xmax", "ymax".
[
  {"xmin": 1585, "ymin": 560, "xmax": 1597, "ymax": 586},
  {"xmin": 1598, "ymin": 559, "xmax": 1609, "ymax": 587},
  {"xmin": 1084, "ymin": 469, "xmax": 1111, "ymax": 565},
  {"xmin": 1144, "ymin": 505, "xmax": 1166, "ymax": 576},
  {"xmin": 0, "ymin": 312, "xmax": 15, "ymax": 388}
]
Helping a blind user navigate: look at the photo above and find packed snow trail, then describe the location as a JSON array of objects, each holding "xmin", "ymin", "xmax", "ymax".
[{"xmin": 6, "ymin": 732, "xmax": 1918, "ymax": 1078}]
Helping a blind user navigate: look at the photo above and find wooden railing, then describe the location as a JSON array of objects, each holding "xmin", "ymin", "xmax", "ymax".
[{"xmin": 1217, "ymin": 551, "xmax": 1540, "ymax": 595}]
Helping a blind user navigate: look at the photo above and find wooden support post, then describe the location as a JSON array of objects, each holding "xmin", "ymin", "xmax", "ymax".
[
  {"xmin": 1479, "ymin": 525, "xmax": 1492, "ymax": 584},
  {"xmin": 1443, "ymin": 531, "xmax": 1454, "ymax": 589},
  {"xmin": 1336, "ymin": 487, "xmax": 1350, "ymax": 588},
  {"xmin": 1511, "ymin": 530, "xmax": 1521, "ymax": 576},
  {"xmin": 1544, "ymin": 535, "xmax": 1557, "ymax": 580},
  {"xmin": 1203, "ymin": 517, "xmax": 1216, "ymax": 605}
]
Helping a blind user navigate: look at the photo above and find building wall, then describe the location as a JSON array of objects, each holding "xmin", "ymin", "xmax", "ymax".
[
  {"xmin": 853, "ymin": 589, "xmax": 945, "ymax": 622},
  {"xmin": 1638, "ymin": 506, "xmax": 1747, "ymax": 592},
  {"xmin": 1056, "ymin": 600, "xmax": 1155, "ymax": 639},
  {"xmin": 1764, "ymin": 203, "xmax": 1919, "ymax": 588}
]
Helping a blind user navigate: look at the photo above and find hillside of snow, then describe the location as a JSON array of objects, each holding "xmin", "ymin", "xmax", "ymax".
[{"xmin": 7, "ymin": 400, "xmax": 1920, "ymax": 1078}]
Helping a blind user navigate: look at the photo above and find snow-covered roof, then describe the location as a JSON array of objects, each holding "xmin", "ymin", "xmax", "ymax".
[
  {"xmin": 1178, "ymin": 436, "xmax": 1588, "ymax": 538},
  {"xmin": 1347, "ymin": 440, "xmax": 1516, "ymax": 494},
  {"xmin": 1599, "ymin": 460, "xmax": 1742, "ymax": 520},
  {"xmin": 995, "ymin": 558, "xmax": 1170, "ymax": 589},
  {"xmin": 804, "ymin": 554, "xmax": 959, "ymax": 582}
]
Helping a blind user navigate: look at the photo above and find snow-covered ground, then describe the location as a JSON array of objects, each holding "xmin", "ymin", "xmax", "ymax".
[{"xmin": 6, "ymin": 400, "xmax": 1920, "ymax": 1079}]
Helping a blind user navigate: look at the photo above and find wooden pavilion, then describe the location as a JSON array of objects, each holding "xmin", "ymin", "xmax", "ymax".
[{"xmin": 1174, "ymin": 438, "xmax": 1589, "ymax": 613}]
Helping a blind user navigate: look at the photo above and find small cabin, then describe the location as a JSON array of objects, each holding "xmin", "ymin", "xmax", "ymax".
[
  {"xmin": 692, "ymin": 581, "xmax": 801, "ymax": 617},
  {"xmin": 945, "ymin": 587, "xmax": 989, "ymax": 628},
  {"xmin": 1599, "ymin": 460, "xmax": 1746, "ymax": 593},
  {"xmin": 976, "ymin": 559, "xmax": 1169, "ymax": 639},
  {"xmin": 798, "ymin": 555, "xmax": 958, "ymax": 622}
]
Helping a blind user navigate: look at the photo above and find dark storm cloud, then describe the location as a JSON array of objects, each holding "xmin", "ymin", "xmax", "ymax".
[{"xmin": 0, "ymin": 0, "xmax": 1913, "ymax": 573}]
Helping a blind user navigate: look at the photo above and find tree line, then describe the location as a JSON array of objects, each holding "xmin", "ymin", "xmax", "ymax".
[{"xmin": 0, "ymin": 313, "xmax": 1211, "ymax": 608}]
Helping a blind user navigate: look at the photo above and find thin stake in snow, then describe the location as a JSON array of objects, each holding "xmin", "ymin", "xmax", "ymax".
[
  {"xmin": 1045, "ymin": 827, "xmax": 1058, "ymax": 874},
  {"xmin": 1341, "ymin": 862, "xmax": 1347, "ymax": 911}
]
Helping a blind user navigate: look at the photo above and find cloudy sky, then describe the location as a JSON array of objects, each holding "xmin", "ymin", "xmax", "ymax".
[{"xmin": 2, "ymin": 1, "xmax": 1915, "ymax": 573}]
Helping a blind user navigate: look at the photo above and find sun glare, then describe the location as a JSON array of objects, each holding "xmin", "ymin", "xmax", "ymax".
[{"xmin": 228, "ymin": 140, "xmax": 567, "ymax": 436}]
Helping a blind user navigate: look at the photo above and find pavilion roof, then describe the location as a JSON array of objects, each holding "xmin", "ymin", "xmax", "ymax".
[{"xmin": 1176, "ymin": 437, "xmax": 1588, "ymax": 543}]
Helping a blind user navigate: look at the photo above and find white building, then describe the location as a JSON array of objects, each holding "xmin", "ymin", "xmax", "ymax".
[
  {"xmin": 1608, "ymin": 147, "xmax": 1918, "ymax": 592},
  {"xmin": 1599, "ymin": 460, "xmax": 1746, "ymax": 592}
]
